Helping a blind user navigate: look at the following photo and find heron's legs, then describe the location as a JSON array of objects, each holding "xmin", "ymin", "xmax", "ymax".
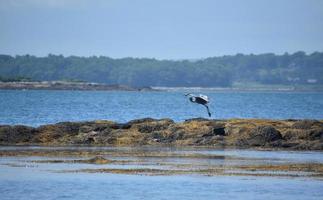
[{"xmin": 204, "ymin": 104, "xmax": 211, "ymax": 117}]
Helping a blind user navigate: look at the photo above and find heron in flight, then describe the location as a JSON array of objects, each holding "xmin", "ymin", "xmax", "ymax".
[{"xmin": 185, "ymin": 93, "xmax": 212, "ymax": 117}]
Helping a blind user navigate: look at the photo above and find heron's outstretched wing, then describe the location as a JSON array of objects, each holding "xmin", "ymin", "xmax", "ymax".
[
  {"xmin": 204, "ymin": 105, "xmax": 211, "ymax": 117},
  {"xmin": 185, "ymin": 93, "xmax": 194, "ymax": 97}
]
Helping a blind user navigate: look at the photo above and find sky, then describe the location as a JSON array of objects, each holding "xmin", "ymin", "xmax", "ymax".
[{"xmin": 0, "ymin": 0, "xmax": 323, "ymax": 59}]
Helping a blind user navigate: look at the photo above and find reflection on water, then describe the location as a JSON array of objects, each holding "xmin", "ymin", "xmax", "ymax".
[{"xmin": 1, "ymin": 146, "xmax": 323, "ymax": 199}]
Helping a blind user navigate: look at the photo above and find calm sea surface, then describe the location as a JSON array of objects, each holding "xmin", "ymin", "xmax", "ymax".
[
  {"xmin": 1, "ymin": 91, "xmax": 323, "ymax": 200},
  {"xmin": 1, "ymin": 90, "xmax": 323, "ymax": 126},
  {"xmin": 1, "ymin": 146, "xmax": 323, "ymax": 200}
]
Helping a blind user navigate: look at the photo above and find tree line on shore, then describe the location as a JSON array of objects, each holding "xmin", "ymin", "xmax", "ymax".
[{"xmin": 0, "ymin": 51, "xmax": 322, "ymax": 87}]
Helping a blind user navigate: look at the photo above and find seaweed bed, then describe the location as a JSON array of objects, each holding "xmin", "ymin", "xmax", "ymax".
[{"xmin": 1, "ymin": 118, "xmax": 323, "ymax": 150}]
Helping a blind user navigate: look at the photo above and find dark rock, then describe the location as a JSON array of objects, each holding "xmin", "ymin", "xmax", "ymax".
[
  {"xmin": 201, "ymin": 122, "xmax": 226, "ymax": 137},
  {"xmin": 212, "ymin": 127, "xmax": 225, "ymax": 136},
  {"xmin": 247, "ymin": 125, "xmax": 282, "ymax": 146},
  {"xmin": 128, "ymin": 118, "xmax": 157, "ymax": 125},
  {"xmin": 138, "ymin": 125, "xmax": 157, "ymax": 133},
  {"xmin": 35, "ymin": 122, "xmax": 84, "ymax": 143},
  {"xmin": 291, "ymin": 142, "xmax": 313, "ymax": 150},
  {"xmin": 291, "ymin": 120, "xmax": 322, "ymax": 129},
  {"xmin": 151, "ymin": 131, "xmax": 163, "ymax": 140},
  {"xmin": 286, "ymin": 119, "xmax": 299, "ymax": 122},
  {"xmin": 196, "ymin": 135, "xmax": 225, "ymax": 146},
  {"xmin": 283, "ymin": 129, "xmax": 310, "ymax": 140},
  {"xmin": 0, "ymin": 125, "xmax": 38, "ymax": 143},
  {"xmin": 167, "ymin": 130, "xmax": 184, "ymax": 142},
  {"xmin": 184, "ymin": 118, "xmax": 210, "ymax": 122},
  {"xmin": 110, "ymin": 123, "xmax": 131, "ymax": 129},
  {"xmin": 55, "ymin": 122, "xmax": 84, "ymax": 134},
  {"xmin": 235, "ymin": 139, "xmax": 248, "ymax": 147},
  {"xmin": 38, "ymin": 122, "xmax": 82, "ymax": 136},
  {"xmin": 311, "ymin": 142, "xmax": 323, "ymax": 150},
  {"xmin": 85, "ymin": 137, "xmax": 95, "ymax": 144},
  {"xmin": 99, "ymin": 127, "xmax": 112, "ymax": 135},
  {"xmin": 152, "ymin": 130, "xmax": 184, "ymax": 143},
  {"xmin": 283, "ymin": 128, "xmax": 323, "ymax": 141},
  {"xmin": 279, "ymin": 141, "xmax": 299, "ymax": 148},
  {"xmin": 93, "ymin": 125, "xmax": 110, "ymax": 132},
  {"xmin": 137, "ymin": 121, "xmax": 173, "ymax": 133},
  {"xmin": 309, "ymin": 128, "xmax": 323, "ymax": 140}
]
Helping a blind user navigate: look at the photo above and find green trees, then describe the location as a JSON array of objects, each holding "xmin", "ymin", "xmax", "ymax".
[{"xmin": 0, "ymin": 52, "xmax": 322, "ymax": 87}]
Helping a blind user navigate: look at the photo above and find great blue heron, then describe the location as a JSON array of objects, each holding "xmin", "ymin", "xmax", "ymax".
[{"xmin": 185, "ymin": 93, "xmax": 211, "ymax": 117}]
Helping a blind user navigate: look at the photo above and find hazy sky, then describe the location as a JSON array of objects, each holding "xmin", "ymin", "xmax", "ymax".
[{"xmin": 1, "ymin": 0, "xmax": 323, "ymax": 59}]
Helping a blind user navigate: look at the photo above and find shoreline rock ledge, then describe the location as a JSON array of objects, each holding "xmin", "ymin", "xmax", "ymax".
[{"xmin": 0, "ymin": 118, "xmax": 322, "ymax": 150}]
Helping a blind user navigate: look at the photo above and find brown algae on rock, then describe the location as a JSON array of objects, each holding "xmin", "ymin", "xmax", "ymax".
[{"xmin": 0, "ymin": 118, "xmax": 322, "ymax": 150}]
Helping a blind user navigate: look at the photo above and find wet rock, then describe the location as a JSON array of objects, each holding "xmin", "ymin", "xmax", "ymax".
[
  {"xmin": 278, "ymin": 141, "xmax": 299, "ymax": 148},
  {"xmin": 184, "ymin": 118, "xmax": 211, "ymax": 122},
  {"xmin": 283, "ymin": 129, "xmax": 313, "ymax": 141},
  {"xmin": 167, "ymin": 130, "xmax": 185, "ymax": 142},
  {"xmin": 136, "ymin": 119, "xmax": 174, "ymax": 133},
  {"xmin": 53, "ymin": 122, "xmax": 84, "ymax": 134},
  {"xmin": 309, "ymin": 128, "xmax": 323, "ymax": 140},
  {"xmin": 311, "ymin": 141, "xmax": 323, "ymax": 150},
  {"xmin": 37, "ymin": 122, "xmax": 84, "ymax": 143},
  {"xmin": 0, "ymin": 125, "xmax": 38, "ymax": 144},
  {"xmin": 151, "ymin": 131, "xmax": 163, "ymax": 141},
  {"xmin": 0, "ymin": 118, "xmax": 322, "ymax": 150},
  {"xmin": 195, "ymin": 135, "xmax": 226, "ymax": 147},
  {"xmin": 128, "ymin": 118, "xmax": 156, "ymax": 124},
  {"xmin": 99, "ymin": 127, "xmax": 112, "ymax": 135},
  {"xmin": 110, "ymin": 123, "xmax": 131, "ymax": 129},
  {"xmin": 283, "ymin": 128, "xmax": 323, "ymax": 141},
  {"xmin": 200, "ymin": 122, "xmax": 226, "ymax": 137},
  {"xmin": 246, "ymin": 125, "xmax": 283, "ymax": 146},
  {"xmin": 213, "ymin": 127, "xmax": 225, "ymax": 136},
  {"xmin": 291, "ymin": 120, "xmax": 322, "ymax": 129}
]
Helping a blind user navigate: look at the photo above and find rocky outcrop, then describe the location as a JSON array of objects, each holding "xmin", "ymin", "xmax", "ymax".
[
  {"xmin": 237, "ymin": 125, "xmax": 282, "ymax": 147},
  {"xmin": 0, "ymin": 118, "xmax": 322, "ymax": 150},
  {"xmin": 0, "ymin": 125, "xmax": 38, "ymax": 143}
]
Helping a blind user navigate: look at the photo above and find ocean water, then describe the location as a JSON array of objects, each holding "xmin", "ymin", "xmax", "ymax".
[
  {"xmin": 1, "ymin": 90, "xmax": 323, "ymax": 200},
  {"xmin": 1, "ymin": 146, "xmax": 323, "ymax": 200},
  {"xmin": 1, "ymin": 90, "xmax": 323, "ymax": 126},
  {"xmin": 1, "ymin": 170, "xmax": 322, "ymax": 200}
]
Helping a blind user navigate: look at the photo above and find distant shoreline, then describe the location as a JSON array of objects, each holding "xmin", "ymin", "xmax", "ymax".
[
  {"xmin": 0, "ymin": 81, "xmax": 156, "ymax": 91},
  {"xmin": 0, "ymin": 81, "xmax": 322, "ymax": 92},
  {"xmin": 153, "ymin": 86, "xmax": 323, "ymax": 92}
]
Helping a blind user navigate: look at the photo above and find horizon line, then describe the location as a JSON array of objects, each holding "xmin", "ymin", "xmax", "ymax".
[{"xmin": 1, "ymin": 50, "xmax": 322, "ymax": 61}]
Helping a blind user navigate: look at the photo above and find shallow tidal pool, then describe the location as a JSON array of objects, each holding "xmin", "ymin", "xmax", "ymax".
[{"xmin": 1, "ymin": 146, "xmax": 323, "ymax": 200}]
